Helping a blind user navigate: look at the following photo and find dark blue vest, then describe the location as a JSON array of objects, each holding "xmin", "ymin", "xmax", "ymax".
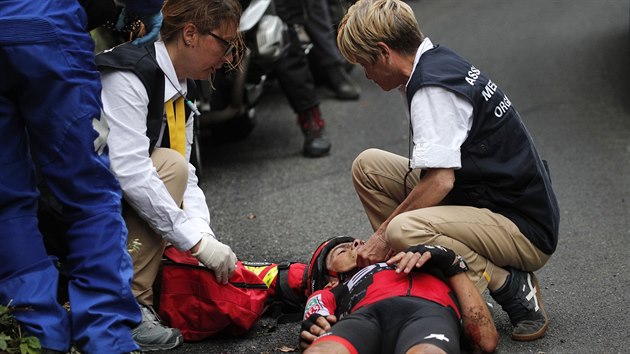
[
  {"xmin": 406, "ymin": 45, "xmax": 559, "ymax": 254},
  {"xmin": 95, "ymin": 43, "xmax": 192, "ymax": 154}
]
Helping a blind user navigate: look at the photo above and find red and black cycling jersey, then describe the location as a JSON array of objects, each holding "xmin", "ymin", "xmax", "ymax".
[{"xmin": 303, "ymin": 262, "xmax": 461, "ymax": 321}]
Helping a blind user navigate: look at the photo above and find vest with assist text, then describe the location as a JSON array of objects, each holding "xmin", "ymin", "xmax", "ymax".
[
  {"xmin": 95, "ymin": 43, "xmax": 193, "ymax": 154},
  {"xmin": 406, "ymin": 45, "xmax": 559, "ymax": 254}
]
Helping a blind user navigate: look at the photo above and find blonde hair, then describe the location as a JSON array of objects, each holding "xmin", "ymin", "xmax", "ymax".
[
  {"xmin": 161, "ymin": 0, "xmax": 244, "ymax": 68},
  {"xmin": 337, "ymin": 0, "xmax": 424, "ymax": 64}
]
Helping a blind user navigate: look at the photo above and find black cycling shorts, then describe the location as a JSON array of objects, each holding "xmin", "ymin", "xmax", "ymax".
[{"xmin": 313, "ymin": 296, "xmax": 461, "ymax": 354}]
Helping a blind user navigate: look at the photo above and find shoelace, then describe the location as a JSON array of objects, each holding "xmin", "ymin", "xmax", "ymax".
[{"xmin": 142, "ymin": 306, "xmax": 163, "ymax": 327}]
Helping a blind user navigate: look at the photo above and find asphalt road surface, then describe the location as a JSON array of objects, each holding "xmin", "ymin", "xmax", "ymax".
[{"xmin": 157, "ymin": 1, "xmax": 630, "ymax": 353}]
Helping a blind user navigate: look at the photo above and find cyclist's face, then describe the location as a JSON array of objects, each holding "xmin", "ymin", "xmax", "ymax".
[
  {"xmin": 323, "ymin": 240, "xmax": 365, "ymax": 288},
  {"xmin": 326, "ymin": 242, "xmax": 357, "ymax": 275}
]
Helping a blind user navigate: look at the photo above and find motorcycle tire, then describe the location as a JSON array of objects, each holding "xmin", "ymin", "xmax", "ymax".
[{"xmin": 208, "ymin": 107, "xmax": 257, "ymax": 144}]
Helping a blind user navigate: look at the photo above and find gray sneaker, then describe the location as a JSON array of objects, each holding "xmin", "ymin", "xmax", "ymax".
[{"xmin": 132, "ymin": 305, "xmax": 184, "ymax": 351}]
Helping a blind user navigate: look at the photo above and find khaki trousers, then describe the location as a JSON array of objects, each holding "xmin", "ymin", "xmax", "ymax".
[
  {"xmin": 352, "ymin": 148, "xmax": 549, "ymax": 292},
  {"xmin": 124, "ymin": 148, "xmax": 188, "ymax": 306}
]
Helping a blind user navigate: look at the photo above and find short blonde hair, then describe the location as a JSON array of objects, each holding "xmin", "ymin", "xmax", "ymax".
[{"xmin": 337, "ymin": 0, "xmax": 424, "ymax": 64}]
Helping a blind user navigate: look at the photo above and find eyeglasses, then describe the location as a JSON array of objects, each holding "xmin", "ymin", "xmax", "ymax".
[{"xmin": 207, "ymin": 31, "xmax": 236, "ymax": 57}]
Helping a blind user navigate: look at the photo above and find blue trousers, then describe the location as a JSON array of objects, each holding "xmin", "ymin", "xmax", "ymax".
[{"xmin": 0, "ymin": 0, "xmax": 140, "ymax": 352}]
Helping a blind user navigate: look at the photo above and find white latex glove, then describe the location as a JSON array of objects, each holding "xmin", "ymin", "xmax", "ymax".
[{"xmin": 191, "ymin": 235, "xmax": 237, "ymax": 284}]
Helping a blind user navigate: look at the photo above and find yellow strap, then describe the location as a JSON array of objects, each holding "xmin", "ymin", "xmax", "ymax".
[
  {"xmin": 243, "ymin": 265, "xmax": 279, "ymax": 289},
  {"xmin": 165, "ymin": 97, "xmax": 186, "ymax": 156},
  {"xmin": 243, "ymin": 265, "xmax": 267, "ymax": 276},
  {"xmin": 261, "ymin": 266, "xmax": 279, "ymax": 288}
]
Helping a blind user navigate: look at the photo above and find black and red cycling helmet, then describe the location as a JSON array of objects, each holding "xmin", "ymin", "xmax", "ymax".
[{"xmin": 305, "ymin": 235, "xmax": 355, "ymax": 296}]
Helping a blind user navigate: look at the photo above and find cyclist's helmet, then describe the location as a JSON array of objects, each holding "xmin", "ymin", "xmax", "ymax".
[{"xmin": 306, "ymin": 235, "xmax": 355, "ymax": 296}]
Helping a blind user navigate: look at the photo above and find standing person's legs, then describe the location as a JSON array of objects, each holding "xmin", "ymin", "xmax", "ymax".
[
  {"xmin": 0, "ymin": 1, "xmax": 141, "ymax": 352},
  {"xmin": 272, "ymin": 24, "xmax": 331, "ymax": 157},
  {"xmin": 303, "ymin": 0, "xmax": 341, "ymax": 68},
  {"xmin": 304, "ymin": 0, "xmax": 360, "ymax": 100},
  {"xmin": 126, "ymin": 148, "xmax": 188, "ymax": 306},
  {"xmin": 0, "ymin": 63, "xmax": 71, "ymax": 353},
  {"xmin": 272, "ymin": 9, "xmax": 320, "ymax": 114}
]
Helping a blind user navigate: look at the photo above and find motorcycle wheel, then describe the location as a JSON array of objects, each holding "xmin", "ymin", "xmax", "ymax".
[{"xmin": 208, "ymin": 107, "xmax": 257, "ymax": 144}]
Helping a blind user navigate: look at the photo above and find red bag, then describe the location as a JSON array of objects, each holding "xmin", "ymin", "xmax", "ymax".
[{"xmin": 157, "ymin": 246, "xmax": 306, "ymax": 341}]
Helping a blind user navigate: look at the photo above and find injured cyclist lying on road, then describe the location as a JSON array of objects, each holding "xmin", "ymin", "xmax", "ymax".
[{"xmin": 299, "ymin": 236, "xmax": 499, "ymax": 354}]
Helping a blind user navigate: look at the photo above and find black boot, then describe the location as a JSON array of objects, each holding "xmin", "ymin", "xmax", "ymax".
[
  {"xmin": 297, "ymin": 106, "xmax": 331, "ymax": 158},
  {"xmin": 490, "ymin": 268, "xmax": 548, "ymax": 341},
  {"xmin": 321, "ymin": 64, "xmax": 360, "ymax": 101}
]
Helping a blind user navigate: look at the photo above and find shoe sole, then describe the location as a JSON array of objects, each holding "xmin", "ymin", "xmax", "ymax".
[
  {"xmin": 137, "ymin": 334, "xmax": 184, "ymax": 352},
  {"xmin": 511, "ymin": 272, "xmax": 548, "ymax": 341}
]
